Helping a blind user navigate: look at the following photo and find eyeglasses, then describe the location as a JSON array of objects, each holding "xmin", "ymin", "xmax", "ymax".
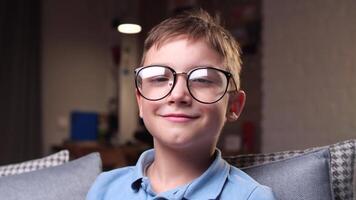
[{"xmin": 134, "ymin": 65, "xmax": 237, "ymax": 104}]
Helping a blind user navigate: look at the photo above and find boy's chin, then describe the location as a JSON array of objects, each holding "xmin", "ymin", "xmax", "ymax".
[{"xmin": 153, "ymin": 132, "xmax": 214, "ymax": 150}]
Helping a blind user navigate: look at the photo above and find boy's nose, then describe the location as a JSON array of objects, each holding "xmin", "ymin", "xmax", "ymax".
[{"xmin": 167, "ymin": 76, "xmax": 192, "ymax": 105}]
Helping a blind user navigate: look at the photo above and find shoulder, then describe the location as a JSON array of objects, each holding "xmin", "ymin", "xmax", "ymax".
[
  {"xmin": 220, "ymin": 166, "xmax": 276, "ymax": 200},
  {"xmin": 247, "ymin": 185, "xmax": 276, "ymax": 200},
  {"xmin": 94, "ymin": 166, "xmax": 134, "ymax": 183},
  {"xmin": 86, "ymin": 166, "xmax": 135, "ymax": 199}
]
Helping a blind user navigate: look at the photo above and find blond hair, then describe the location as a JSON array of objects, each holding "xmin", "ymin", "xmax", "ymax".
[{"xmin": 141, "ymin": 8, "xmax": 242, "ymax": 89}]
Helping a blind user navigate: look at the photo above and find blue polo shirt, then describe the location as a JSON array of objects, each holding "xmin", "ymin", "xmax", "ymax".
[{"xmin": 86, "ymin": 149, "xmax": 275, "ymax": 200}]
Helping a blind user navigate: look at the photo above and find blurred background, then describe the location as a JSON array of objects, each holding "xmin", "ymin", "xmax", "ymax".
[{"xmin": 1, "ymin": 0, "xmax": 355, "ymax": 168}]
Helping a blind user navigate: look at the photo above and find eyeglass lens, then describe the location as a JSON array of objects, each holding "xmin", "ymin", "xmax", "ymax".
[{"xmin": 136, "ymin": 66, "xmax": 230, "ymax": 103}]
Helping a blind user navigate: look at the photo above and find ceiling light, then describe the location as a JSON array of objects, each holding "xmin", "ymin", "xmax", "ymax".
[{"xmin": 117, "ymin": 23, "xmax": 142, "ymax": 34}]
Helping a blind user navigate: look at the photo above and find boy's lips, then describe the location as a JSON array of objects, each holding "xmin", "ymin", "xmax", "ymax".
[{"xmin": 160, "ymin": 113, "xmax": 199, "ymax": 122}]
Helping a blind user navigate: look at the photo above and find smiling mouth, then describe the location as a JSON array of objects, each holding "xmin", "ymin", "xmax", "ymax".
[{"xmin": 161, "ymin": 114, "xmax": 199, "ymax": 122}]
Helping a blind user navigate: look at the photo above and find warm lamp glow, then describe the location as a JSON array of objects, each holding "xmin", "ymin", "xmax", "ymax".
[{"xmin": 117, "ymin": 23, "xmax": 142, "ymax": 34}]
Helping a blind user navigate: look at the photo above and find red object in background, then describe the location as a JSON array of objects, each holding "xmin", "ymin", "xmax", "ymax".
[
  {"xmin": 242, "ymin": 121, "xmax": 255, "ymax": 153},
  {"xmin": 111, "ymin": 44, "xmax": 121, "ymax": 65}
]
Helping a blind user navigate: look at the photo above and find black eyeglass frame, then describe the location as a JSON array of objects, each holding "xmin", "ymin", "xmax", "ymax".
[{"xmin": 134, "ymin": 65, "xmax": 238, "ymax": 104}]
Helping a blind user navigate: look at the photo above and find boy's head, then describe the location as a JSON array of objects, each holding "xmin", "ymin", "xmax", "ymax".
[
  {"xmin": 141, "ymin": 8, "xmax": 242, "ymax": 90},
  {"xmin": 135, "ymin": 9, "xmax": 245, "ymax": 151}
]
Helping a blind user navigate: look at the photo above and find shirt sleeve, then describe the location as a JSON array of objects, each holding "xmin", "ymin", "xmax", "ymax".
[{"xmin": 247, "ymin": 185, "xmax": 277, "ymax": 200}]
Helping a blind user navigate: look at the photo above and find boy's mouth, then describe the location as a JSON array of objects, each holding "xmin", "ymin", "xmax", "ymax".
[{"xmin": 160, "ymin": 113, "xmax": 199, "ymax": 122}]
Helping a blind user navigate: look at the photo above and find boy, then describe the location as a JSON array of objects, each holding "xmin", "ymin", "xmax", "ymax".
[{"xmin": 87, "ymin": 9, "xmax": 275, "ymax": 200}]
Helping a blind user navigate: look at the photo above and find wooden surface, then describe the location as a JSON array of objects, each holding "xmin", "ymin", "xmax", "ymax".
[{"xmin": 53, "ymin": 141, "xmax": 150, "ymax": 170}]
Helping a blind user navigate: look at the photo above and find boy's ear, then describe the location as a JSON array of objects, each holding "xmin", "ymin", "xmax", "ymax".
[
  {"xmin": 226, "ymin": 90, "xmax": 246, "ymax": 122},
  {"xmin": 135, "ymin": 89, "xmax": 143, "ymax": 118}
]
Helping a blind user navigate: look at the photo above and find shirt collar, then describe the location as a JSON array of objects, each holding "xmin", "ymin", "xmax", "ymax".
[
  {"xmin": 131, "ymin": 149, "xmax": 155, "ymax": 191},
  {"xmin": 181, "ymin": 149, "xmax": 230, "ymax": 200},
  {"xmin": 130, "ymin": 149, "xmax": 230, "ymax": 200}
]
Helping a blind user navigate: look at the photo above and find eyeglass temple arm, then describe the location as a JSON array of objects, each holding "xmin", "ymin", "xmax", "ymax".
[{"xmin": 228, "ymin": 77, "xmax": 239, "ymax": 92}]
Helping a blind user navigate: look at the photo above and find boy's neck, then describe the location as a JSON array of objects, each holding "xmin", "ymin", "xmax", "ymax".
[{"xmin": 146, "ymin": 142, "xmax": 216, "ymax": 194}]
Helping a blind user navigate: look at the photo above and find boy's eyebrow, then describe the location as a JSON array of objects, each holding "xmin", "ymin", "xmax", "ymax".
[
  {"xmin": 188, "ymin": 64, "xmax": 228, "ymax": 71},
  {"xmin": 193, "ymin": 64, "xmax": 223, "ymax": 68},
  {"xmin": 144, "ymin": 63, "xmax": 224, "ymax": 68},
  {"xmin": 142, "ymin": 64, "xmax": 227, "ymax": 73},
  {"xmin": 141, "ymin": 63, "xmax": 175, "ymax": 69}
]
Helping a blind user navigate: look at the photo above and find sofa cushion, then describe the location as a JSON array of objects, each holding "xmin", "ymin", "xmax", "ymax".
[
  {"xmin": 0, "ymin": 150, "xmax": 69, "ymax": 177},
  {"xmin": 329, "ymin": 140, "xmax": 355, "ymax": 200},
  {"xmin": 0, "ymin": 152, "xmax": 101, "ymax": 200},
  {"xmin": 240, "ymin": 148, "xmax": 333, "ymax": 200},
  {"xmin": 226, "ymin": 139, "xmax": 356, "ymax": 200}
]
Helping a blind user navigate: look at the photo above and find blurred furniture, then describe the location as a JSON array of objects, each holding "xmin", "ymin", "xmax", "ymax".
[
  {"xmin": 53, "ymin": 141, "xmax": 150, "ymax": 170},
  {"xmin": 0, "ymin": 150, "xmax": 69, "ymax": 177}
]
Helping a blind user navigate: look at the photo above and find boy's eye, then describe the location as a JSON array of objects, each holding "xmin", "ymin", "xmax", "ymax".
[
  {"xmin": 147, "ymin": 76, "xmax": 170, "ymax": 84},
  {"xmin": 190, "ymin": 78, "xmax": 214, "ymax": 84}
]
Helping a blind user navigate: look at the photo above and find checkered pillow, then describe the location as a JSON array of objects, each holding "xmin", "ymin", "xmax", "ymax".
[
  {"xmin": 0, "ymin": 150, "xmax": 69, "ymax": 177},
  {"xmin": 225, "ymin": 140, "xmax": 356, "ymax": 200}
]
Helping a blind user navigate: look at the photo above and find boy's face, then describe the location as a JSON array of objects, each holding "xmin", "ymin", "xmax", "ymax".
[{"xmin": 136, "ymin": 37, "xmax": 245, "ymax": 151}]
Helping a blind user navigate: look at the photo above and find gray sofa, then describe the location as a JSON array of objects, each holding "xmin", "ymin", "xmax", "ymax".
[
  {"xmin": 0, "ymin": 140, "xmax": 354, "ymax": 200},
  {"xmin": 226, "ymin": 139, "xmax": 356, "ymax": 200}
]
